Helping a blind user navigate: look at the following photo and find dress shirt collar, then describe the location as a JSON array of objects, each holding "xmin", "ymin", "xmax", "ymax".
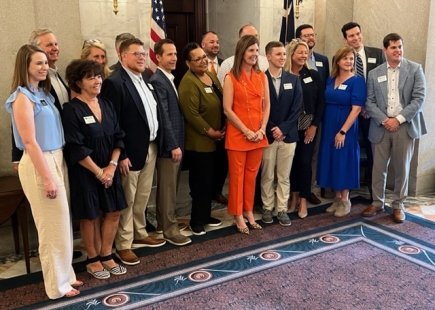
[{"xmin": 157, "ymin": 67, "xmax": 175, "ymax": 82}]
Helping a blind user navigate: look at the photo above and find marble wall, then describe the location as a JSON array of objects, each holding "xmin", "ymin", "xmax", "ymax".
[{"xmin": 0, "ymin": 0, "xmax": 82, "ymax": 176}]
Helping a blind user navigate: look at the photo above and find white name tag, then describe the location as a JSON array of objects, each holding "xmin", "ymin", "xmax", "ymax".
[
  {"xmin": 368, "ymin": 57, "xmax": 377, "ymax": 64},
  {"xmin": 303, "ymin": 77, "xmax": 313, "ymax": 84},
  {"xmin": 147, "ymin": 83, "xmax": 154, "ymax": 90},
  {"xmin": 315, "ymin": 61, "xmax": 323, "ymax": 67},
  {"xmin": 377, "ymin": 75, "xmax": 387, "ymax": 83},
  {"xmin": 204, "ymin": 87, "xmax": 213, "ymax": 93},
  {"xmin": 283, "ymin": 83, "xmax": 293, "ymax": 90},
  {"xmin": 338, "ymin": 84, "xmax": 347, "ymax": 90},
  {"xmin": 84, "ymin": 116, "xmax": 96, "ymax": 124}
]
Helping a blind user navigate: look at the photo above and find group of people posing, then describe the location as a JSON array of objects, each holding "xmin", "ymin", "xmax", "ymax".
[{"xmin": 5, "ymin": 21, "xmax": 426, "ymax": 300}]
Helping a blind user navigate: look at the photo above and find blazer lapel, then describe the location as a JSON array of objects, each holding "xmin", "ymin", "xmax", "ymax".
[
  {"xmin": 398, "ymin": 60, "xmax": 409, "ymax": 105},
  {"xmin": 157, "ymin": 70, "xmax": 178, "ymax": 98},
  {"xmin": 121, "ymin": 69, "xmax": 149, "ymax": 125}
]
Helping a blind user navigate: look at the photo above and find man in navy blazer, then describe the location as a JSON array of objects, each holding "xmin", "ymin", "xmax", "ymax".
[
  {"xmin": 101, "ymin": 38, "xmax": 166, "ymax": 266},
  {"xmin": 296, "ymin": 24, "xmax": 329, "ymax": 88},
  {"xmin": 149, "ymin": 39, "xmax": 192, "ymax": 246},
  {"xmin": 362, "ymin": 33, "xmax": 426, "ymax": 223},
  {"xmin": 261, "ymin": 41, "xmax": 302, "ymax": 227},
  {"xmin": 341, "ymin": 22, "xmax": 384, "ymax": 201}
]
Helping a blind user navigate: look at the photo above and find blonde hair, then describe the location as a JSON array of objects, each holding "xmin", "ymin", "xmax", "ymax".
[
  {"xmin": 284, "ymin": 39, "xmax": 309, "ymax": 73},
  {"xmin": 331, "ymin": 46, "xmax": 354, "ymax": 78},
  {"xmin": 81, "ymin": 39, "xmax": 111, "ymax": 78}
]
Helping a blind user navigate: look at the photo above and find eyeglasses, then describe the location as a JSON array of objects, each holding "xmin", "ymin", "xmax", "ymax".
[
  {"xmin": 82, "ymin": 39, "xmax": 103, "ymax": 49},
  {"xmin": 190, "ymin": 55, "xmax": 208, "ymax": 63},
  {"xmin": 301, "ymin": 33, "xmax": 316, "ymax": 39},
  {"xmin": 128, "ymin": 52, "xmax": 148, "ymax": 58}
]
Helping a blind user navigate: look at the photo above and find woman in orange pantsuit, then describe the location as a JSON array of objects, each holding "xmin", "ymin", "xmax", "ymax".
[{"xmin": 223, "ymin": 35, "xmax": 270, "ymax": 234}]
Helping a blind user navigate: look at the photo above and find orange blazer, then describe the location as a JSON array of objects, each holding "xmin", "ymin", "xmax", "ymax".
[{"xmin": 225, "ymin": 69, "xmax": 268, "ymax": 151}]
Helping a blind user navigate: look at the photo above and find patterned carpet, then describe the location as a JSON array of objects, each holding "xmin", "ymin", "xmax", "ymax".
[{"xmin": 2, "ymin": 198, "xmax": 434, "ymax": 309}]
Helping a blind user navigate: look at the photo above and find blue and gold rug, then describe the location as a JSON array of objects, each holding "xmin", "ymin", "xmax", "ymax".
[{"xmin": 5, "ymin": 198, "xmax": 435, "ymax": 309}]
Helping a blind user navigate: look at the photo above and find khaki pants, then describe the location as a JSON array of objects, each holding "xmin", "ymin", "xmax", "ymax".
[
  {"xmin": 116, "ymin": 143, "xmax": 157, "ymax": 250},
  {"xmin": 261, "ymin": 141, "xmax": 296, "ymax": 212}
]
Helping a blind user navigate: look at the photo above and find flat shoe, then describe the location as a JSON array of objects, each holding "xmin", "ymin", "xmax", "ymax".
[
  {"xmin": 102, "ymin": 262, "xmax": 127, "ymax": 275},
  {"xmin": 64, "ymin": 288, "xmax": 80, "ymax": 298},
  {"xmin": 247, "ymin": 222, "xmax": 262, "ymax": 230},
  {"xmin": 87, "ymin": 266, "xmax": 110, "ymax": 279}
]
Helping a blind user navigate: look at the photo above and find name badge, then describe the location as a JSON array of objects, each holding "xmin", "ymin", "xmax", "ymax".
[
  {"xmin": 338, "ymin": 84, "xmax": 347, "ymax": 90},
  {"xmin": 40, "ymin": 99, "xmax": 48, "ymax": 106},
  {"xmin": 377, "ymin": 75, "xmax": 387, "ymax": 83},
  {"xmin": 84, "ymin": 116, "xmax": 96, "ymax": 124},
  {"xmin": 303, "ymin": 77, "xmax": 313, "ymax": 84},
  {"xmin": 147, "ymin": 83, "xmax": 154, "ymax": 90},
  {"xmin": 315, "ymin": 61, "xmax": 323, "ymax": 67},
  {"xmin": 368, "ymin": 57, "xmax": 377, "ymax": 64},
  {"xmin": 283, "ymin": 83, "xmax": 293, "ymax": 90},
  {"xmin": 204, "ymin": 87, "xmax": 213, "ymax": 93}
]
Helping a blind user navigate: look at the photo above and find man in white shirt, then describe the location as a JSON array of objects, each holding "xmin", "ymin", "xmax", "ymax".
[
  {"xmin": 217, "ymin": 24, "xmax": 269, "ymax": 85},
  {"xmin": 362, "ymin": 33, "xmax": 426, "ymax": 223},
  {"xmin": 149, "ymin": 39, "xmax": 192, "ymax": 246},
  {"xmin": 201, "ymin": 31, "xmax": 222, "ymax": 76},
  {"xmin": 341, "ymin": 22, "xmax": 384, "ymax": 202},
  {"xmin": 101, "ymin": 38, "xmax": 166, "ymax": 266}
]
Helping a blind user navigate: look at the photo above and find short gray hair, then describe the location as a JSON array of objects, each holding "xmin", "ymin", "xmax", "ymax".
[{"xmin": 29, "ymin": 28, "xmax": 54, "ymax": 46}]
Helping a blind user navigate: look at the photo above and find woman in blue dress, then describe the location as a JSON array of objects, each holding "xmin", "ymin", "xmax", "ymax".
[{"xmin": 317, "ymin": 46, "xmax": 366, "ymax": 217}]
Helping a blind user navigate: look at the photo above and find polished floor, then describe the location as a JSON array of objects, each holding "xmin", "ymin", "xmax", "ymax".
[{"xmin": 1, "ymin": 171, "xmax": 434, "ymax": 279}]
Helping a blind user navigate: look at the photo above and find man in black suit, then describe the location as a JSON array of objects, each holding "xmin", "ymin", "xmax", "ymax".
[
  {"xmin": 101, "ymin": 38, "xmax": 166, "ymax": 266},
  {"xmin": 201, "ymin": 31, "xmax": 228, "ymax": 205},
  {"xmin": 295, "ymin": 24, "xmax": 329, "ymax": 204},
  {"xmin": 149, "ymin": 39, "xmax": 192, "ymax": 246},
  {"xmin": 341, "ymin": 22, "xmax": 384, "ymax": 201}
]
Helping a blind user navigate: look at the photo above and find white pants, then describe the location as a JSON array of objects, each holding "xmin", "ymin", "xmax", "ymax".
[{"xmin": 19, "ymin": 149, "xmax": 76, "ymax": 299}]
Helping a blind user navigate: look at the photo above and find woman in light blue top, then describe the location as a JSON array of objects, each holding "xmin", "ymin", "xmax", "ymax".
[{"xmin": 5, "ymin": 44, "xmax": 81, "ymax": 299}]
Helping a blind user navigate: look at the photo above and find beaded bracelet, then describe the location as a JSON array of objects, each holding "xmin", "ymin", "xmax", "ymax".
[{"xmin": 95, "ymin": 168, "xmax": 104, "ymax": 180}]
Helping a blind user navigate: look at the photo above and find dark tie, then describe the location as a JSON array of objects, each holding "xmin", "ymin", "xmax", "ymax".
[{"xmin": 355, "ymin": 53, "xmax": 364, "ymax": 78}]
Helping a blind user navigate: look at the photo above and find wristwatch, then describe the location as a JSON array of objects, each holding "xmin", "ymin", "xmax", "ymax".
[{"xmin": 339, "ymin": 130, "xmax": 346, "ymax": 135}]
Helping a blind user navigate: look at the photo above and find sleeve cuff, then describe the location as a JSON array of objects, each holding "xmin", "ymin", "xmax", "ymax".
[{"xmin": 395, "ymin": 115, "xmax": 406, "ymax": 124}]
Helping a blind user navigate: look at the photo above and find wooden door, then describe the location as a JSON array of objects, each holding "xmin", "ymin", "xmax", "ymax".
[{"xmin": 164, "ymin": 0, "xmax": 206, "ymax": 86}]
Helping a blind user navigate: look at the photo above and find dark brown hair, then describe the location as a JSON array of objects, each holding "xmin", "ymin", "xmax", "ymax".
[
  {"xmin": 231, "ymin": 35, "xmax": 260, "ymax": 80},
  {"xmin": 11, "ymin": 44, "xmax": 51, "ymax": 94},
  {"xmin": 65, "ymin": 59, "xmax": 104, "ymax": 93}
]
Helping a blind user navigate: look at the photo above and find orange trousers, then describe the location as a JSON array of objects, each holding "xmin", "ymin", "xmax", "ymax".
[{"xmin": 227, "ymin": 148, "xmax": 264, "ymax": 216}]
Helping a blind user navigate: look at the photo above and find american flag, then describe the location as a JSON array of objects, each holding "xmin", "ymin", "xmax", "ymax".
[
  {"xmin": 279, "ymin": 0, "xmax": 295, "ymax": 44},
  {"xmin": 149, "ymin": 0, "xmax": 167, "ymax": 71}
]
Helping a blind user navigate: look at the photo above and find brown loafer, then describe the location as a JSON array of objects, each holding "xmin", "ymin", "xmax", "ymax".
[
  {"xmin": 361, "ymin": 204, "xmax": 384, "ymax": 217},
  {"xmin": 392, "ymin": 209, "xmax": 405, "ymax": 223}
]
